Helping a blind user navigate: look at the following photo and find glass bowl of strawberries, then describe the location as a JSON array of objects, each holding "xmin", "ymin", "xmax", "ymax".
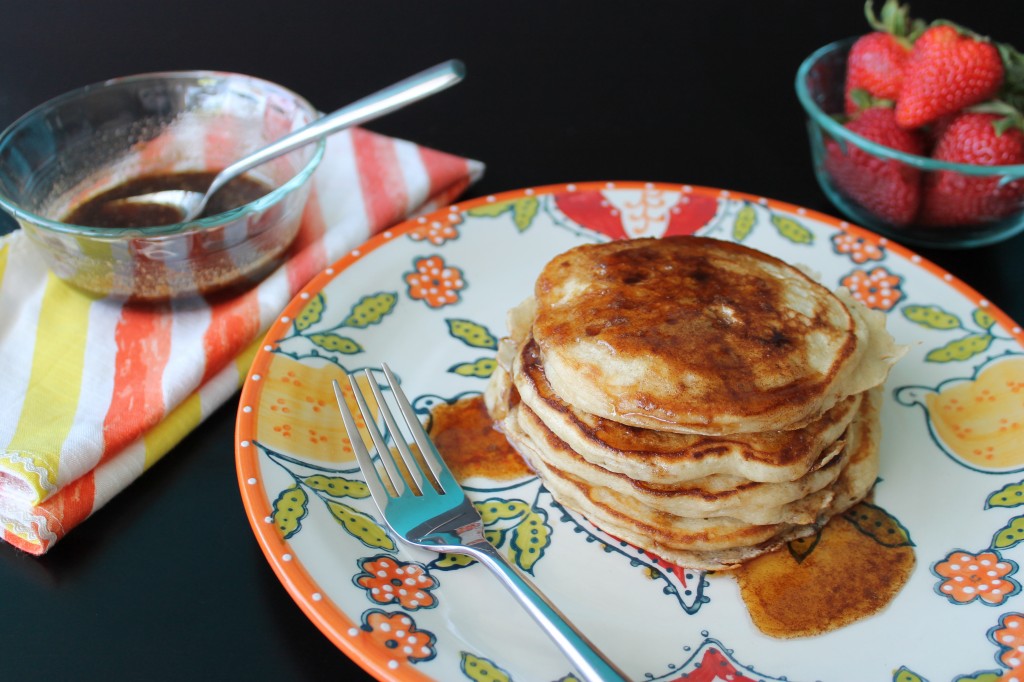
[{"xmin": 795, "ymin": 1, "xmax": 1024, "ymax": 248}]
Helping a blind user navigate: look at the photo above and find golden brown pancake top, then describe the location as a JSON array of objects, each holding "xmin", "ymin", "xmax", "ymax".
[{"xmin": 532, "ymin": 236, "xmax": 863, "ymax": 434}]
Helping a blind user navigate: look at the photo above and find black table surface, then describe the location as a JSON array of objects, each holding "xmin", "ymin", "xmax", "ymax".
[{"xmin": 1, "ymin": 2, "xmax": 1022, "ymax": 680}]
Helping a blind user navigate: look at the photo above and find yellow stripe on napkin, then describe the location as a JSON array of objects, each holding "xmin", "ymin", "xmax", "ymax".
[
  {"xmin": 0, "ymin": 240, "xmax": 9, "ymax": 285},
  {"xmin": 142, "ymin": 392, "xmax": 203, "ymax": 471},
  {"xmin": 140, "ymin": 338, "xmax": 261, "ymax": 471},
  {"xmin": 5, "ymin": 274, "xmax": 95, "ymax": 492}
]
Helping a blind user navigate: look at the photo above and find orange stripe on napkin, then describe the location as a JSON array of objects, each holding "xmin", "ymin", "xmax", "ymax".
[
  {"xmin": 352, "ymin": 127, "xmax": 408, "ymax": 233},
  {"xmin": 101, "ymin": 304, "xmax": 174, "ymax": 461},
  {"xmin": 201, "ymin": 294, "xmax": 261, "ymax": 384},
  {"xmin": 285, "ymin": 184, "xmax": 328, "ymax": 295},
  {"xmin": 138, "ymin": 129, "xmax": 179, "ymax": 173},
  {"xmin": 44, "ymin": 470, "xmax": 97, "ymax": 536},
  {"xmin": 418, "ymin": 146, "xmax": 473, "ymax": 201}
]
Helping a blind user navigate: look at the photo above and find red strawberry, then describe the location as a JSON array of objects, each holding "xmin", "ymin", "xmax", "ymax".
[
  {"xmin": 824, "ymin": 106, "xmax": 927, "ymax": 226},
  {"xmin": 895, "ymin": 24, "xmax": 1004, "ymax": 129},
  {"xmin": 919, "ymin": 111, "xmax": 1024, "ymax": 226},
  {"xmin": 844, "ymin": 0, "xmax": 920, "ymax": 114}
]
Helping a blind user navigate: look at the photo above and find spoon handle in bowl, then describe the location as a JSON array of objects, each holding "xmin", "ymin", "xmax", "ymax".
[{"xmin": 206, "ymin": 59, "xmax": 466, "ymax": 199}]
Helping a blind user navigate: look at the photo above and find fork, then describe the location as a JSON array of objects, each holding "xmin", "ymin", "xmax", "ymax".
[{"xmin": 333, "ymin": 364, "xmax": 630, "ymax": 682}]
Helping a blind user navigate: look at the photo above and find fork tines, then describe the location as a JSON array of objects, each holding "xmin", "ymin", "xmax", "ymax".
[{"xmin": 333, "ymin": 364, "xmax": 450, "ymax": 502}]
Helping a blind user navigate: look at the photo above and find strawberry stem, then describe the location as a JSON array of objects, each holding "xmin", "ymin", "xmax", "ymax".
[
  {"xmin": 849, "ymin": 88, "xmax": 895, "ymax": 112},
  {"xmin": 965, "ymin": 100, "xmax": 1024, "ymax": 135},
  {"xmin": 997, "ymin": 42, "xmax": 1024, "ymax": 114},
  {"xmin": 865, "ymin": 0, "xmax": 925, "ymax": 46}
]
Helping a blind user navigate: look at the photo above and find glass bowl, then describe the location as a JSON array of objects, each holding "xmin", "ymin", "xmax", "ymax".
[
  {"xmin": 795, "ymin": 38, "xmax": 1024, "ymax": 249},
  {"xmin": 0, "ymin": 71, "xmax": 325, "ymax": 300}
]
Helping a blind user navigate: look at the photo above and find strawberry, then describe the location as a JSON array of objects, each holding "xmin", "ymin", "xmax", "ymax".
[
  {"xmin": 824, "ymin": 106, "xmax": 927, "ymax": 226},
  {"xmin": 844, "ymin": 0, "xmax": 921, "ymax": 114},
  {"xmin": 919, "ymin": 110, "xmax": 1024, "ymax": 226},
  {"xmin": 895, "ymin": 24, "xmax": 1004, "ymax": 129}
]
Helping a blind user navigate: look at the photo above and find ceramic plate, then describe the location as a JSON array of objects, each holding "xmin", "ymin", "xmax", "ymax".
[{"xmin": 236, "ymin": 182, "xmax": 1024, "ymax": 682}]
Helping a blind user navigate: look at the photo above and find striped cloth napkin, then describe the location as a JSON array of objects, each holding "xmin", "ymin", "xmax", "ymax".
[{"xmin": 0, "ymin": 127, "xmax": 483, "ymax": 555}]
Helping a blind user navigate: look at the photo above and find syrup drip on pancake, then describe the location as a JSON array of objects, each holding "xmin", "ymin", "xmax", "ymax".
[{"xmin": 532, "ymin": 237, "xmax": 872, "ymax": 434}]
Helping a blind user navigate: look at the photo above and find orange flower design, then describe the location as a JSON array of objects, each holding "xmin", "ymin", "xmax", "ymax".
[
  {"xmin": 932, "ymin": 549, "xmax": 1020, "ymax": 606},
  {"xmin": 832, "ymin": 233, "xmax": 884, "ymax": 264},
  {"xmin": 405, "ymin": 256, "xmax": 465, "ymax": 308},
  {"xmin": 991, "ymin": 612, "xmax": 1024, "ymax": 671},
  {"xmin": 360, "ymin": 609, "xmax": 436, "ymax": 662},
  {"xmin": 841, "ymin": 266, "xmax": 904, "ymax": 311},
  {"xmin": 408, "ymin": 215, "xmax": 461, "ymax": 246},
  {"xmin": 354, "ymin": 555, "xmax": 439, "ymax": 610}
]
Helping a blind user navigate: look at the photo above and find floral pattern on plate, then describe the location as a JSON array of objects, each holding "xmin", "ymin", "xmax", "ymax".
[{"xmin": 237, "ymin": 181, "xmax": 1024, "ymax": 681}]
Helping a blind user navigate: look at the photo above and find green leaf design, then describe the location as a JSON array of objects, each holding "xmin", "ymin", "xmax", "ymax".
[
  {"xmin": 431, "ymin": 553, "xmax": 475, "ymax": 570},
  {"xmin": 447, "ymin": 319, "xmax": 498, "ymax": 349},
  {"xmin": 466, "ymin": 198, "xmax": 540, "ymax": 232},
  {"xmin": 484, "ymin": 528, "xmax": 505, "ymax": 547},
  {"xmin": 511, "ymin": 197, "xmax": 540, "ymax": 231},
  {"xmin": 893, "ymin": 666, "xmax": 927, "ymax": 682},
  {"xmin": 294, "ymin": 293, "xmax": 324, "ymax": 332},
  {"xmin": 787, "ymin": 529, "xmax": 822, "ymax": 563},
  {"xmin": 973, "ymin": 308, "xmax": 997, "ymax": 330},
  {"xmin": 466, "ymin": 199, "xmax": 517, "ymax": 217},
  {"xmin": 272, "ymin": 485, "xmax": 308, "ymax": 539},
  {"xmin": 304, "ymin": 474, "xmax": 369, "ymax": 499},
  {"xmin": 449, "ymin": 358, "xmax": 497, "ymax": 378},
  {"xmin": 460, "ymin": 653, "xmax": 511, "ymax": 682},
  {"xmin": 475, "ymin": 498, "xmax": 528, "ymax": 524},
  {"xmin": 902, "ymin": 304, "xmax": 961, "ymax": 330},
  {"xmin": 344, "ymin": 292, "xmax": 397, "ymax": 328},
  {"xmin": 510, "ymin": 508, "xmax": 552, "ymax": 572},
  {"xmin": 325, "ymin": 499, "xmax": 395, "ymax": 550},
  {"xmin": 992, "ymin": 515, "xmax": 1024, "ymax": 550},
  {"xmin": 988, "ymin": 481, "xmax": 1024, "ymax": 509},
  {"xmin": 310, "ymin": 333, "xmax": 363, "ymax": 354},
  {"xmin": 953, "ymin": 672, "xmax": 1002, "ymax": 682},
  {"xmin": 770, "ymin": 214, "xmax": 813, "ymax": 244},
  {"xmin": 842, "ymin": 502, "xmax": 914, "ymax": 547},
  {"xmin": 732, "ymin": 204, "xmax": 757, "ymax": 242},
  {"xmin": 925, "ymin": 333, "xmax": 994, "ymax": 363}
]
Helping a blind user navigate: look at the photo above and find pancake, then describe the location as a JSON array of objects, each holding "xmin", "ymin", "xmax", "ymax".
[
  {"xmin": 512, "ymin": 400, "xmax": 854, "ymax": 524},
  {"xmin": 530, "ymin": 236, "xmax": 903, "ymax": 435},
  {"xmin": 507, "ymin": 331, "xmax": 860, "ymax": 484},
  {"xmin": 502, "ymin": 388, "xmax": 882, "ymax": 571}
]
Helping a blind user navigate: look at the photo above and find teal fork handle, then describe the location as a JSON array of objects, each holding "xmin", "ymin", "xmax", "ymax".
[{"xmin": 462, "ymin": 539, "xmax": 631, "ymax": 682}]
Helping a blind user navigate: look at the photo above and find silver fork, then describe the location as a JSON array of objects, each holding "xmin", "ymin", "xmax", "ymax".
[{"xmin": 333, "ymin": 364, "xmax": 630, "ymax": 682}]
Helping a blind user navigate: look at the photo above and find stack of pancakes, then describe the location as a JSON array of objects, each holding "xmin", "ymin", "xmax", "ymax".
[{"xmin": 485, "ymin": 236, "xmax": 905, "ymax": 570}]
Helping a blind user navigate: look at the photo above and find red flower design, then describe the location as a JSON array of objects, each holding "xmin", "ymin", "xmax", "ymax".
[
  {"xmin": 991, "ymin": 613, "xmax": 1024, "ymax": 671},
  {"xmin": 933, "ymin": 549, "xmax": 1020, "ymax": 606},
  {"xmin": 832, "ymin": 232, "xmax": 885, "ymax": 264},
  {"xmin": 405, "ymin": 256, "xmax": 465, "ymax": 308},
  {"xmin": 408, "ymin": 214, "xmax": 460, "ymax": 246},
  {"xmin": 354, "ymin": 555, "xmax": 438, "ymax": 610},
  {"xmin": 360, "ymin": 609, "xmax": 436, "ymax": 662},
  {"xmin": 841, "ymin": 266, "xmax": 904, "ymax": 311}
]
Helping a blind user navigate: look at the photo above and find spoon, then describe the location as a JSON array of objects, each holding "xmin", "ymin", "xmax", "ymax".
[{"xmin": 119, "ymin": 59, "xmax": 465, "ymax": 222}]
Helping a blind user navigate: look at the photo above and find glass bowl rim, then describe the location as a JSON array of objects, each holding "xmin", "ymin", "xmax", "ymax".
[
  {"xmin": 795, "ymin": 37, "xmax": 1024, "ymax": 177},
  {"xmin": 0, "ymin": 69, "xmax": 326, "ymax": 239}
]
